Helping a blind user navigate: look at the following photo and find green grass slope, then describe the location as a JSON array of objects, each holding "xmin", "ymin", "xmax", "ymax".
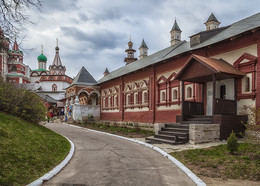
[{"xmin": 0, "ymin": 112, "xmax": 70, "ymax": 185}]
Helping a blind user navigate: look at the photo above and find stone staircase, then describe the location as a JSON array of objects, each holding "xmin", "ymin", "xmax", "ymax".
[
  {"xmin": 145, "ymin": 115, "xmax": 212, "ymax": 145},
  {"xmin": 145, "ymin": 123, "xmax": 189, "ymax": 145}
]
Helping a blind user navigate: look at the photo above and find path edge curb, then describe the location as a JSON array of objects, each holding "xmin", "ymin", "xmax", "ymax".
[
  {"xmin": 64, "ymin": 123, "xmax": 206, "ymax": 186},
  {"xmin": 27, "ymin": 135, "xmax": 75, "ymax": 186}
]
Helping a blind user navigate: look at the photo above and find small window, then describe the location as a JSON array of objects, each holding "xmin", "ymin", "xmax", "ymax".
[
  {"xmin": 143, "ymin": 92, "xmax": 148, "ymax": 103},
  {"xmin": 173, "ymin": 89, "xmax": 178, "ymax": 100},
  {"xmin": 108, "ymin": 97, "xmax": 111, "ymax": 107},
  {"xmin": 135, "ymin": 94, "xmax": 138, "ymax": 104},
  {"xmin": 161, "ymin": 91, "xmax": 166, "ymax": 102},
  {"xmin": 187, "ymin": 87, "xmax": 192, "ymax": 98},
  {"xmin": 114, "ymin": 96, "xmax": 117, "ymax": 107},
  {"xmin": 11, "ymin": 66, "xmax": 17, "ymax": 72},
  {"xmin": 245, "ymin": 77, "xmax": 250, "ymax": 92},
  {"xmin": 103, "ymin": 98, "xmax": 106, "ymax": 108},
  {"xmin": 127, "ymin": 94, "xmax": 131, "ymax": 105},
  {"xmin": 220, "ymin": 85, "xmax": 226, "ymax": 99},
  {"xmin": 52, "ymin": 84, "xmax": 57, "ymax": 92}
]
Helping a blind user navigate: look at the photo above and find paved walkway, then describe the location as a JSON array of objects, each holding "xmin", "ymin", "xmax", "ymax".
[{"xmin": 43, "ymin": 123, "xmax": 196, "ymax": 186}]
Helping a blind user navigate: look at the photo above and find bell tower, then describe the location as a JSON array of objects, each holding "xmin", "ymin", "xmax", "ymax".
[
  {"xmin": 170, "ymin": 19, "xmax": 182, "ymax": 46},
  {"xmin": 124, "ymin": 36, "xmax": 137, "ymax": 65},
  {"xmin": 139, "ymin": 39, "xmax": 148, "ymax": 59},
  {"xmin": 205, "ymin": 13, "xmax": 220, "ymax": 30}
]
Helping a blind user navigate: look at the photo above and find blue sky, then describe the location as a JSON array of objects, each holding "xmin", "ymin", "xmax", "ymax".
[{"xmin": 19, "ymin": 0, "xmax": 260, "ymax": 80}]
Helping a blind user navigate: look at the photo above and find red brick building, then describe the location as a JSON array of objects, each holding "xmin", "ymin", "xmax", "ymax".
[{"xmin": 96, "ymin": 13, "xmax": 260, "ymax": 140}]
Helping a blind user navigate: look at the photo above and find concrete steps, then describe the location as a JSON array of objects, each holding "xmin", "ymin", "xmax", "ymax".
[{"xmin": 146, "ymin": 123, "xmax": 189, "ymax": 145}]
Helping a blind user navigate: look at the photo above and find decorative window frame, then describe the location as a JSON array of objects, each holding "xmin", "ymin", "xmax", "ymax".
[
  {"xmin": 233, "ymin": 53, "xmax": 257, "ymax": 100},
  {"xmin": 172, "ymin": 88, "xmax": 178, "ymax": 101},
  {"xmin": 186, "ymin": 85, "xmax": 193, "ymax": 100}
]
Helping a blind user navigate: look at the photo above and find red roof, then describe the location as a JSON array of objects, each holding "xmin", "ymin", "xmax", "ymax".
[{"xmin": 175, "ymin": 55, "xmax": 246, "ymax": 82}]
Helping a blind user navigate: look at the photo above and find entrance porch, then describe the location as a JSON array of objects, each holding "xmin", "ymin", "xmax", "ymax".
[{"xmin": 176, "ymin": 55, "xmax": 247, "ymax": 140}]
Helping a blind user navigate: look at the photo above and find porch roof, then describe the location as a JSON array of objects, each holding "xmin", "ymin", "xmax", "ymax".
[{"xmin": 175, "ymin": 55, "xmax": 246, "ymax": 83}]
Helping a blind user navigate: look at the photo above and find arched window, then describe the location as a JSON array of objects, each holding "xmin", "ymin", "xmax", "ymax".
[
  {"xmin": 108, "ymin": 97, "xmax": 111, "ymax": 107},
  {"xmin": 114, "ymin": 96, "xmax": 118, "ymax": 107},
  {"xmin": 11, "ymin": 66, "xmax": 17, "ymax": 72},
  {"xmin": 52, "ymin": 84, "xmax": 57, "ymax": 92},
  {"xmin": 161, "ymin": 91, "xmax": 166, "ymax": 102},
  {"xmin": 220, "ymin": 85, "xmax": 226, "ymax": 99},
  {"xmin": 127, "ymin": 94, "xmax": 131, "ymax": 105},
  {"xmin": 187, "ymin": 87, "xmax": 192, "ymax": 98},
  {"xmin": 245, "ymin": 77, "xmax": 250, "ymax": 92},
  {"xmin": 135, "ymin": 93, "xmax": 138, "ymax": 104},
  {"xmin": 103, "ymin": 98, "xmax": 106, "ymax": 108},
  {"xmin": 173, "ymin": 89, "xmax": 178, "ymax": 100},
  {"xmin": 143, "ymin": 92, "xmax": 148, "ymax": 103}
]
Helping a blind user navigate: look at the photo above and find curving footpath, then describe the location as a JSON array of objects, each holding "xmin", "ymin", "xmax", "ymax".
[{"xmin": 30, "ymin": 122, "xmax": 206, "ymax": 186}]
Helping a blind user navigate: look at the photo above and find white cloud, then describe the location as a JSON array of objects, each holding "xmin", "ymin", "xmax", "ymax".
[{"xmin": 17, "ymin": 0, "xmax": 260, "ymax": 81}]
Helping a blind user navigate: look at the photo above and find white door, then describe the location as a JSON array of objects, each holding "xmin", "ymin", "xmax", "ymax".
[{"xmin": 206, "ymin": 82, "xmax": 213, "ymax": 116}]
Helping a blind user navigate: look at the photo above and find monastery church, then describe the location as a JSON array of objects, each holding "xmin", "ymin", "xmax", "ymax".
[{"xmin": 1, "ymin": 12, "xmax": 260, "ymax": 144}]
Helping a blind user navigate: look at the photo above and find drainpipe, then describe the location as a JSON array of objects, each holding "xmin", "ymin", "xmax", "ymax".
[{"xmin": 153, "ymin": 66, "xmax": 156, "ymax": 124}]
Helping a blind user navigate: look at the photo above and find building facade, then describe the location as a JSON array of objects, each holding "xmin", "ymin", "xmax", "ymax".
[
  {"xmin": 0, "ymin": 28, "xmax": 30, "ymax": 83},
  {"xmin": 30, "ymin": 43, "xmax": 73, "ymax": 100},
  {"xmin": 95, "ymin": 12, "xmax": 260, "ymax": 138}
]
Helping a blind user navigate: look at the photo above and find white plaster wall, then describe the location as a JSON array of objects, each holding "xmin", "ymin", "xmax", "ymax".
[
  {"xmin": 80, "ymin": 105, "xmax": 100, "ymax": 117},
  {"xmin": 215, "ymin": 78, "xmax": 234, "ymax": 100},
  {"xmin": 40, "ymin": 81, "xmax": 68, "ymax": 91},
  {"xmin": 212, "ymin": 44, "xmax": 257, "ymax": 64},
  {"xmin": 30, "ymin": 76, "xmax": 41, "ymax": 83}
]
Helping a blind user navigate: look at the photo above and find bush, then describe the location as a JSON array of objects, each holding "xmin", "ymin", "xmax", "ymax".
[
  {"xmin": 0, "ymin": 78, "xmax": 46, "ymax": 124},
  {"xmin": 227, "ymin": 130, "xmax": 239, "ymax": 154},
  {"xmin": 240, "ymin": 106, "xmax": 260, "ymax": 144}
]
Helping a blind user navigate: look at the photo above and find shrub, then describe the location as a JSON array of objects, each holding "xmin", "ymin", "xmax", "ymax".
[
  {"xmin": 0, "ymin": 78, "xmax": 46, "ymax": 124},
  {"xmin": 227, "ymin": 130, "xmax": 239, "ymax": 154}
]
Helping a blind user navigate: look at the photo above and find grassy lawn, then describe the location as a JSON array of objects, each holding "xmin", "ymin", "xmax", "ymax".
[
  {"xmin": 170, "ymin": 143, "xmax": 260, "ymax": 181},
  {"xmin": 76, "ymin": 122, "xmax": 154, "ymax": 138},
  {"xmin": 0, "ymin": 112, "xmax": 70, "ymax": 185}
]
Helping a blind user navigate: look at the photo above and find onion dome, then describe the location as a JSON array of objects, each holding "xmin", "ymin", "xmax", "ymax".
[
  {"xmin": 37, "ymin": 53, "xmax": 47, "ymax": 62},
  {"xmin": 37, "ymin": 45, "xmax": 47, "ymax": 62}
]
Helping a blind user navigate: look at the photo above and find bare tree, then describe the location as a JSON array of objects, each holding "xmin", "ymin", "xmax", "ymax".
[{"xmin": 0, "ymin": 0, "xmax": 42, "ymax": 42}]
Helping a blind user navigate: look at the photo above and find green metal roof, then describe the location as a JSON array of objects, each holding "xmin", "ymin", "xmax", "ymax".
[
  {"xmin": 37, "ymin": 53, "xmax": 47, "ymax": 62},
  {"xmin": 32, "ymin": 69, "xmax": 47, "ymax": 72}
]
